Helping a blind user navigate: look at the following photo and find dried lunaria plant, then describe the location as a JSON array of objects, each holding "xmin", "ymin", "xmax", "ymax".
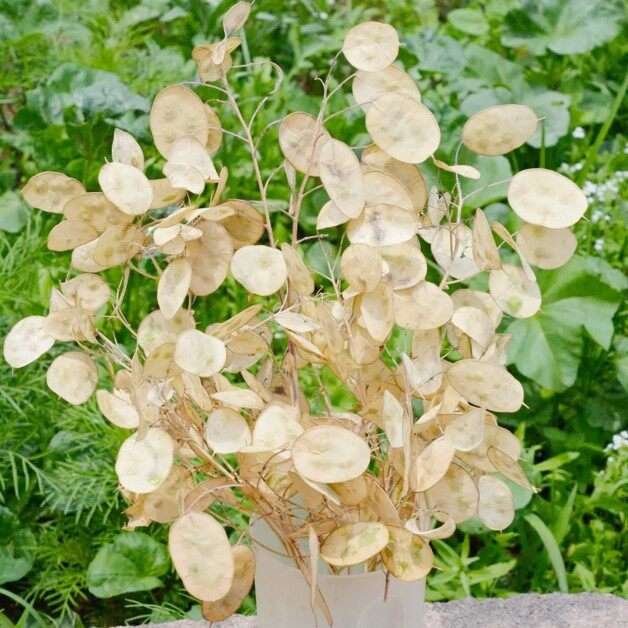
[{"xmin": 4, "ymin": 5, "xmax": 588, "ymax": 622}]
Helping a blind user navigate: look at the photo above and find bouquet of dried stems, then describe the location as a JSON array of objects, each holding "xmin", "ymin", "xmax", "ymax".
[{"xmin": 3, "ymin": 1, "xmax": 587, "ymax": 622}]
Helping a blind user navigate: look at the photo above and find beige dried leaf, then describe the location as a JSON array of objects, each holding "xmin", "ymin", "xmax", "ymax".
[
  {"xmin": 362, "ymin": 170, "xmax": 413, "ymax": 211},
  {"xmin": 292, "ymin": 425, "xmax": 370, "ymax": 484},
  {"xmin": 341, "ymin": 244, "xmax": 383, "ymax": 293},
  {"xmin": 204, "ymin": 408, "xmax": 252, "ymax": 454},
  {"xmin": 342, "ymin": 21, "xmax": 399, "ymax": 71},
  {"xmin": 451, "ymin": 306, "xmax": 494, "ymax": 351},
  {"xmin": 274, "ymin": 311, "xmax": 319, "ymax": 333},
  {"xmin": 447, "ymin": 359, "xmax": 524, "ymax": 413},
  {"xmin": 249, "ymin": 404, "xmax": 303, "ymax": 451},
  {"xmin": 3, "ymin": 316, "xmax": 55, "ymax": 368},
  {"xmin": 278, "ymin": 112, "xmax": 329, "ymax": 176},
  {"xmin": 202, "ymin": 545, "xmax": 255, "ymax": 622},
  {"xmin": 212, "ymin": 388, "xmax": 264, "ymax": 410},
  {"xmin": 137, "ymin": 309, "xmax": 195, "ymax": 356},
  {"xmin": 487, "ymin": 446, "xmax": 532, "ymax": 490},
  {"xmin": 166, "ymin": 137, "xmax": 218, "ymax": 182},
  {"xmin": 150, "ymin": 85, "xmax": 209, "ymax": 159},
  {"xmin": 169, "ymin": 512, "xmax": 234, "ymax": 601},
  {"xmin": 477, "ymin": 475, "xmax": 514, "ymax": 530},
  {"xmin": 319, "ymin": 139, "xmax": 365, "ymax": 218},
  {"xmin": 443, "ymin": 407, "xmax": 485, "ymax": 451},
  {"xmin": 381, "ymin": 526, "xmax": 433, "ymax": 580},
  {"xmin": 96, "ymin": 389, "xmax": 140, "ymax": 429},
  {"xmin": 188, "ymin": 221, "xmax": 234, "ymax": 296},
  {"xmin": 47, "ymin": 220, "xmax": 98, "ymax": 252},
  {"xmin": 366, "ymin": 94, "xmax": 440, "ymax": 164},
  {"xmin": 92, "ymin": 224, "xmax": 144, "ymax": 268},
  {"xmin": 382, "ymin": 390, "xmax": 404, "ymax": 448},
  {"xmin": 362, "ymin": 144, "xmax": 428, "ymax": 211},
  {"xmin": 46, "ymin": 351, "xmax": 97, "ymax": 405},
  {"xmin": 316, "ymin": 200, "xmax": 350, "ymax": 230},
  {"xmin": 330, "ymin": 475, "xmax": 368, "ymax": 506},
  {"xmin": 280, "ymin": 243, "xmax": 315, "ymax": 295},
  {"xmin": 347, "ymin": 203, "xmax": 419, "ymax": 247},
  {"xmin": 432, "ymin": 158, "xmax": 480, "ymax": 179},
  {"xmin": 508, "ymin": 168, "xmax": 587, "ymax": 229},
  {"xmin": 414, "ymin": 437, "xmax": 455, "ymax": 492},
  {"xmin": 360, "ymin": 282, "xmax": 394, "ymax": 343},
  {"xmin": 515, "ymin": 223, "xmax": 576, "ymax": 269},
  {"xmin": 393, "ymin": 281, "xmax": 453, "ymax": 330},
  {"xmin": 116, "ymin": 428, "xmax": 174, "ymax": 494},
  {"xmin": 431, "ymin": 224, "xmax": 480, "ymax": 280},
  {"xmin": 112, "ymin": 128, "xmax": 144, "ymax": 170},
  {"xmin": 204, "ymin": 105, "xmax": 224, "ymax": 155},
  {"xmin": 353, "ymin": 65, "xmax": 420, "ymax": 111},
  {"xmin": 61, "ymin": 274, "xmax": 110, "ymax": 312},
  {"xmin": 218, "ymin": 200, "xmax": 265, "ymax": 249},
  {"xmin": 64, "ymin": 192, "xmax": 133, "ymax": 231},
  {"xmin": 425, "ymin": 464, "xmax": 478, "ymax": 523},
  {"xmin": 489, "ymin": 264, "xmax": 541, "ymax": 318},
  {"xmin": 462, "ymin": 104, "xmax": 538, "ymax": 156},
  {"xmin": 163, "ymin": 164, "xmax": 203, "ymax": 196},
  {"xmin": 158, "ymin": 258, "xmax": 192, "ymax": 320},
  {"xmin": 230, "ymin": 245, "xmax": 287, "ymax": 296},
  {"xmin": 380, "ymin": 241, "xmax": 427, "ymax": 290},
  {"xmin": 223, "ymin": 1, "xmax": 251, "ymax": 35},
  {"xmin": 98, "ymin": 163, "xmax": 153, "ymax": 216},
  {"xmin": 451, "ymin": 289, "xmax": 502, "ymax": 329},
  {"xmin": 175, "ymin": 330, "xmax": 226, "ymax": 377},
  {"xmin": 320, "ymin": 522, "xmax": 389, "ymax": 567},
  {"xmin": 405, "ymin": 515, "xmax": 456, "ymax": 541},
  {"xmin": 150, "ymin": 178, "xmax": 187, "ymax": 210},
  {"xmin": 22, "ymin": 171, "xmax": 85, "ymax": 214},
  {"xmin": 472, "ymin": 209, "xmax": 501, "ymax": 271}
]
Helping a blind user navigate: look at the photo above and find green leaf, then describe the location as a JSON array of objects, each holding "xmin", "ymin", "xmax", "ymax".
[
  {"xmin": 520, "ymin": 89, "xmax": 570, "ymax": 148},
  {"xmin": 0, "ymin": 507, "xmax": 33, "ymax": 585},
  {"xmin": 448, "ymin": 9, "xmax": 489, "ymax": 36},
  {"xmin": 534, "ymin": 452, "xmax": 580, "ymax": 472},
  {"xmin": 462, "ymin": 155, "xmax": 512, "ymax": 208},
  {"xmin": 467, "ymin": 560, "xmax": 516, "ymax": 585},
  {"xmin": 507, "ymin": 256, "xmax": 626, "ymax": 391},
  {"xmin": 524, "ymin": 513, "xmax": 568, "ymax": 592},
  {"xmin": 304, "ymin": 241, "xmax": 339, "ymax": 280},
  {"xmin": 462, "ymin": 44, "xmax": 526, "ymax": 91},
  {"xmin": 26, "ymin": 63, "xmax": 149, "ymax": 125},
  {"xmin": 552, "ymin": 485, "xmax": 577, "ymax": 544},
  {"xmin": 501, "ymin": 0, "xmax": 624, "ymax": 56},
  {"xmin": 86, "ymin": 532, "xmax": 169, "ymax": 598},
  {"xmin": 0, "ymin": 191, "xmax": 30, "ymax": 234},
  {"xmin": 613, "ymin": 336, "xmax": 628, "ymax": 392},
  {"xmin": 407, "ymin": 32, "xmax": 465, "ymax": 76}
]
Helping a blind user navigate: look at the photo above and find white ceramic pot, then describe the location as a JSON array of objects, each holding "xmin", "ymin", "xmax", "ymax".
[{"xmin": 251, "ymin": 519, "xmax": 425, "ymax": 628}]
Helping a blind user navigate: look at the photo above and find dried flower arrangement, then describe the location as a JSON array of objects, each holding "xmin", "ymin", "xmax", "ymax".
[{"xmin": 3, "ymin": 2, "xmax": 588, "ymax": 622}]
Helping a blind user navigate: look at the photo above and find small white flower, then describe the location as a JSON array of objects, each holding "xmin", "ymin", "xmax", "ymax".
[
  {"xmin": 605, "ymin": 430, "xmax": 628, "ymax": 452},
  {"xmin": 594, "ymin": 238, "xmax": 604, "ymax": 253},
  {"xmin": 572, "ymin": 127, "xmax": 585, "ymax": 139}
]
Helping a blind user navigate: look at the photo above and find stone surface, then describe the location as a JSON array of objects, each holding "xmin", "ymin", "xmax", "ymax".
[{"xmin": 117, "ymin": 593, "xmax": 627, "ymax": 627}]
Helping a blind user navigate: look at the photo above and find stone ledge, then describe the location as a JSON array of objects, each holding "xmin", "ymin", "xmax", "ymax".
[{"xmin": 117, "ymin": 593, "xmax": 627, "ymax": 628}]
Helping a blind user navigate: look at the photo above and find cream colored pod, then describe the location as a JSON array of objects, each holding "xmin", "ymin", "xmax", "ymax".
[{"xmin": 251, "ymin": 518, "xmax": 426, "ymax": 628}]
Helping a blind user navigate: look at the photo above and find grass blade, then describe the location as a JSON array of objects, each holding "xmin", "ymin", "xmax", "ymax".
[{"xmin": 524, "ymin": 513, "xmax": 568, "ymax": 593}]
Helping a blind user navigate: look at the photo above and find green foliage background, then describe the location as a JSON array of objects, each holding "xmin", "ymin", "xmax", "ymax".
[{"xmin": 0, "ymin": 0, "xmax": 626, "ymax": 625}]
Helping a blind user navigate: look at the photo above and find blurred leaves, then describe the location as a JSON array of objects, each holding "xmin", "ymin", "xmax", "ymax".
[
  {"xmin": 501, "ymin": 0, "xmax": 625, "ymax": 55},
  {"xmin": 0, "ymin": 507, "xmax": 34, "ymax": 585},
  {"xmin": 86, "ymin": 532, "xmax": 170, "ymax": 598}
]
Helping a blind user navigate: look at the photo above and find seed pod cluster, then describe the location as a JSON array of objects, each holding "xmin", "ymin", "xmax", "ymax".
[{"xmin": 3, "ymin": 5, "xmax": 588, "ymax": 620}]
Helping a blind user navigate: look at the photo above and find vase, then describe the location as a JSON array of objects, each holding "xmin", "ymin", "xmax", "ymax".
[{"xmin": 251, "ymin": 519, "xmax": 425, "ymax": 628}]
